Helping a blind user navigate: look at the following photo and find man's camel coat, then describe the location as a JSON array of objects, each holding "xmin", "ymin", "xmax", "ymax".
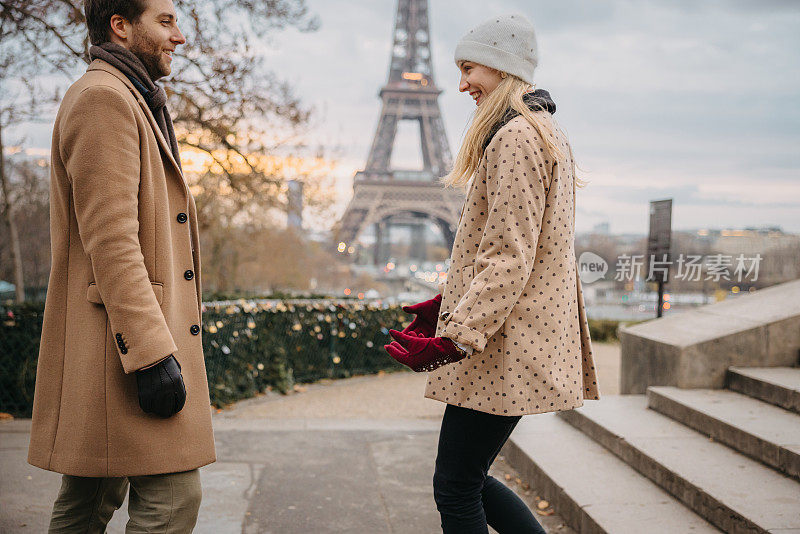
[
  {"xmin": 426, "ymin": 113, "xmax": 601, "ymax": 415},
  {"xmin": 27, "ymin": 59, "xmax": 216, "ymax": 477}
]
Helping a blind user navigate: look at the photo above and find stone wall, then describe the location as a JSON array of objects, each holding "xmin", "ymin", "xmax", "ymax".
[{"xmin": 619, "ymin": 279, "xmax": 800, "ymax": 393}]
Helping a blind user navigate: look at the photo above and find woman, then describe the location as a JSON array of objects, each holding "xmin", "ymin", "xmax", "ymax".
[{"xmin": 385, "ymin": 13, "xmax": 601, "ymax": 534}]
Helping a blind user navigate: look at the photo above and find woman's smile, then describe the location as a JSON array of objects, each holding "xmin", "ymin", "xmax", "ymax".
[{"xmin": 458, "ymin": 60, "xmax": 502, "ymax": 106}]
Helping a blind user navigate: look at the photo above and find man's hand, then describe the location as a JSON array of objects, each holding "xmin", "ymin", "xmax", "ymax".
[
  {"xmin": 135, "ymin": 355, "xmax": 186, "ymax": 418},
  {"xmin": 384, "ymin": 329, "xmax": 466, "ymax": 372},
  {"xmin": 400, "ymin": 294, "xmax": 442, "ymax": 338}
]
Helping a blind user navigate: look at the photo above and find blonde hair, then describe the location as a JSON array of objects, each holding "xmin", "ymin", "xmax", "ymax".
[{"xmin": 442, "ymin": 74, "xmax": 588, "ymax": 189}]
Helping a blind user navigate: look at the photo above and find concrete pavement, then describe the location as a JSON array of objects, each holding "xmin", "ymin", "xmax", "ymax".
[{"xmin": 1, "ymin": 341, "xmax": 620, "ymax": 532}]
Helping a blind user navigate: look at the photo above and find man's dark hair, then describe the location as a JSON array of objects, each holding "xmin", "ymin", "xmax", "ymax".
[{"xmin": 84, "ymin": 0, "xmax": 149, "ymax": 46}]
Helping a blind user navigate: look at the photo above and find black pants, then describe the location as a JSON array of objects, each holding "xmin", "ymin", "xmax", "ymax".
[{"xmin": 433, "ymin": 404, "xmax": 546, "ymax": 534}]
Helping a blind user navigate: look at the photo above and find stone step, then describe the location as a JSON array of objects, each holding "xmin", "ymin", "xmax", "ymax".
[
  {"xmin": 726, "ymin": 366, "xmax": 800, "ymax": 414},
  {"xmin": 503, "ymin": 411, "xmax": 721, "ymax": 534},
  {"xmin": 557, "ymin": 395, "xmax": 800, "ymax": 534},
  {"xmin": 647, "ymin": 386, "xmax": 800, "ymax": 482}
]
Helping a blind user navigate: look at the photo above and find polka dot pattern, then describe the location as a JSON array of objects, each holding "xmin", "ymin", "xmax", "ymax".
[{"xmin": 425, "ymin": 114, "xmax": 601, "ymax": 415}]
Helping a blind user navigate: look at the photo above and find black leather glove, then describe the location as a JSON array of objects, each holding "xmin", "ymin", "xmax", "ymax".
[{"xmin": 135, "ymin": 355, "xmax": 186, "ymax": 418}]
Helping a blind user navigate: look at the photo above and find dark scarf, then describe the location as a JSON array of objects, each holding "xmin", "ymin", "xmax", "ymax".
[
  {"xmin": 482, "ymin": 88, "xmax": 557, "ymax": 152},
  {"xmin": 89, "ymin": 43, "xmax": 182, "ymax": 171}
]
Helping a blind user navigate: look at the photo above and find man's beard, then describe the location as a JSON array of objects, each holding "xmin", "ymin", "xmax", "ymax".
[{"xmin": 130, "ymin": 26, "xmax": 169, "ymax": 81}]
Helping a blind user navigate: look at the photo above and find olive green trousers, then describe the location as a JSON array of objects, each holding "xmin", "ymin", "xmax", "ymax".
[{"xmin": 48, "ymin": 468, "xmax": 201, "ymax": 533}]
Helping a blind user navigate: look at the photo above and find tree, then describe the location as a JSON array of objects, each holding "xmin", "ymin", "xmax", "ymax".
[
  {"xmin": 1, "ymin": 0, "xmax": 321, "ymax": 185},
  {"xmin": 0, "ymin": 4, "xmax": 61, "ymax": 302},
  {"xmin": 0, "ymin": 0, "xmax": 333, "ymax": 296},
  {"xmin": 0, "ymin": 156, "xmax": 51, "ymax": 295},
  {"xmin": 193, "ymin": 151, "xmax": 339, "ymax": 292}
]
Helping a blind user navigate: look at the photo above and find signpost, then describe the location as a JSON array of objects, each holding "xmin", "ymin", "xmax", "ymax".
[{"xmin": 646, "ymin": 199, "xmax": 673, "ymax": 318}]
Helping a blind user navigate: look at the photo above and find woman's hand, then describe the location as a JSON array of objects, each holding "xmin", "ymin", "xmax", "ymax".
[
  {"xmin": 400, "ymin": 294, "xmax": 442, "ymax": 338},
  {"xmin": 384, "ymin": 329, "xmax": 466, "ymax": 372}
]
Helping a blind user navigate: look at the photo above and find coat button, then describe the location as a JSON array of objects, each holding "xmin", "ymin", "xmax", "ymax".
[
  {"xmin": 190, "ymin": 324, "xmax": 200, "ymax": 335},
  {"xmin": 177, "ymin": 212, "xmax": 188, "ymax": 223},
  {"xmin": 440, "ymin": 312, "xmax": 451, "ymax": 321},
  {"xmin": 184, "ymin": 269, "xmax": 194, "ymax": 280}
]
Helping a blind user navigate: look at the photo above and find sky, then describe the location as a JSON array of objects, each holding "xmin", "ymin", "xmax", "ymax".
[
  {"xmin": 261, "ymin": 0, "xmax": 800, "ymax": 234},
  {"xmin": 9, "ymin": 0, "xmax": 800, "ymax": 234}
]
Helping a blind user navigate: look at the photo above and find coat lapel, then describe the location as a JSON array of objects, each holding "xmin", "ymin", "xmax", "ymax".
[{"xmin": 86, "ymin": 60, "xmax": 187, "ymax": 190}]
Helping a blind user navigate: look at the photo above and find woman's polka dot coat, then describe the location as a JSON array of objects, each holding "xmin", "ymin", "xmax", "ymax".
[{"xmin": 425, "ymin": 113, "xmax": 601, "ymax": 415}]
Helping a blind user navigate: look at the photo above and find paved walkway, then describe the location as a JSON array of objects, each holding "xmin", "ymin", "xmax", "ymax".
[{"xmin": 0, "ymin": 342, "xmax": 620, "ymax": 533}]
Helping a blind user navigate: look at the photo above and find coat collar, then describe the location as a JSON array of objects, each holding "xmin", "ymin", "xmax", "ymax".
[
  {"xmin": 87, "ymin": 59, "xmax": 186, "ymax": 184},
  {"xmin": 482, "ymin": 89, "xmax": 557, "ymax": 153}
]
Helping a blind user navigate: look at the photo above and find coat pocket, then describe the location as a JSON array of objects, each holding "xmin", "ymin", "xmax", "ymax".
[{"xmin": 86, "ymin": 281, "xmax": 164, "ymax": 306}]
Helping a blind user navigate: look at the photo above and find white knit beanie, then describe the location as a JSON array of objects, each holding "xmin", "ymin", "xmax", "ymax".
[{"xmin": 454, "ymin": 14, "xmax": 538, "ymax": 85}]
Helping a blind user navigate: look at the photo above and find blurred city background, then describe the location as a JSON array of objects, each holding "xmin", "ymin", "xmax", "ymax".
[
  {"xmin": 1, "ymin": 0, "xmax": 798, "ymax": 315},
  {"xmin": 1, "ymin": 1, "xmax": 799, "ymax": 532}
]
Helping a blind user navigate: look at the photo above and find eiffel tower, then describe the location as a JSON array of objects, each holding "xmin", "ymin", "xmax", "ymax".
[{"xmin": 335, "ymin": 0, "xmax": 464, "ymax": 264}]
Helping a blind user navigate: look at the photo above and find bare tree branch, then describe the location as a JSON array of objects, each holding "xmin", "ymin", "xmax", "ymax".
[{"xmin": 0, "ymin": 0, "xmax": 338, "ymax": 294}]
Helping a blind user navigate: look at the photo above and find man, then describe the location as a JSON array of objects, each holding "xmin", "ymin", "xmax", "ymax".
[{"xmin": 27, "ymin": 0, "xmax": 216, "ymax": 531}]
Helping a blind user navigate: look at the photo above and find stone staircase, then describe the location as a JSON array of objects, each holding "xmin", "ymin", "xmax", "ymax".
[{"xmin": 504, "ymin": 366, "xmax": 800, "ymax": 534}]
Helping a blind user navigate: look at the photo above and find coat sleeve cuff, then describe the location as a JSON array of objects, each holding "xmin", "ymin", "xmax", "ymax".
[
  {"xmin": 440, "ymin": 317, "xmax": 487, "ymax": 353},
  {"xmin": 119, "ymin": 333, "xmax": 178, "ymax": 374}
]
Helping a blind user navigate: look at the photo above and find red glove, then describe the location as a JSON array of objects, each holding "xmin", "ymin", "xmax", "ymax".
[
  {"xmin": 401, "ymin": 294, "xmax": 442, "ymax": 338},
  {"xmin": 384, "ymin": 329, "xmax": 466, "ymax": 372}
]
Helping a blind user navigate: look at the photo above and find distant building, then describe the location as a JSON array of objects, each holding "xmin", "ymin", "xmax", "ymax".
[
  {"xmin": 592, "ymin": 221, "xmax": 610, "ymax": 235},
  {"xmin": 692, "ymin": 226, "xmax": 798, "ymax": 255},
  {"xmin": 287, "ymin": 180, "xmax": 304, "ymax": 230}
]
